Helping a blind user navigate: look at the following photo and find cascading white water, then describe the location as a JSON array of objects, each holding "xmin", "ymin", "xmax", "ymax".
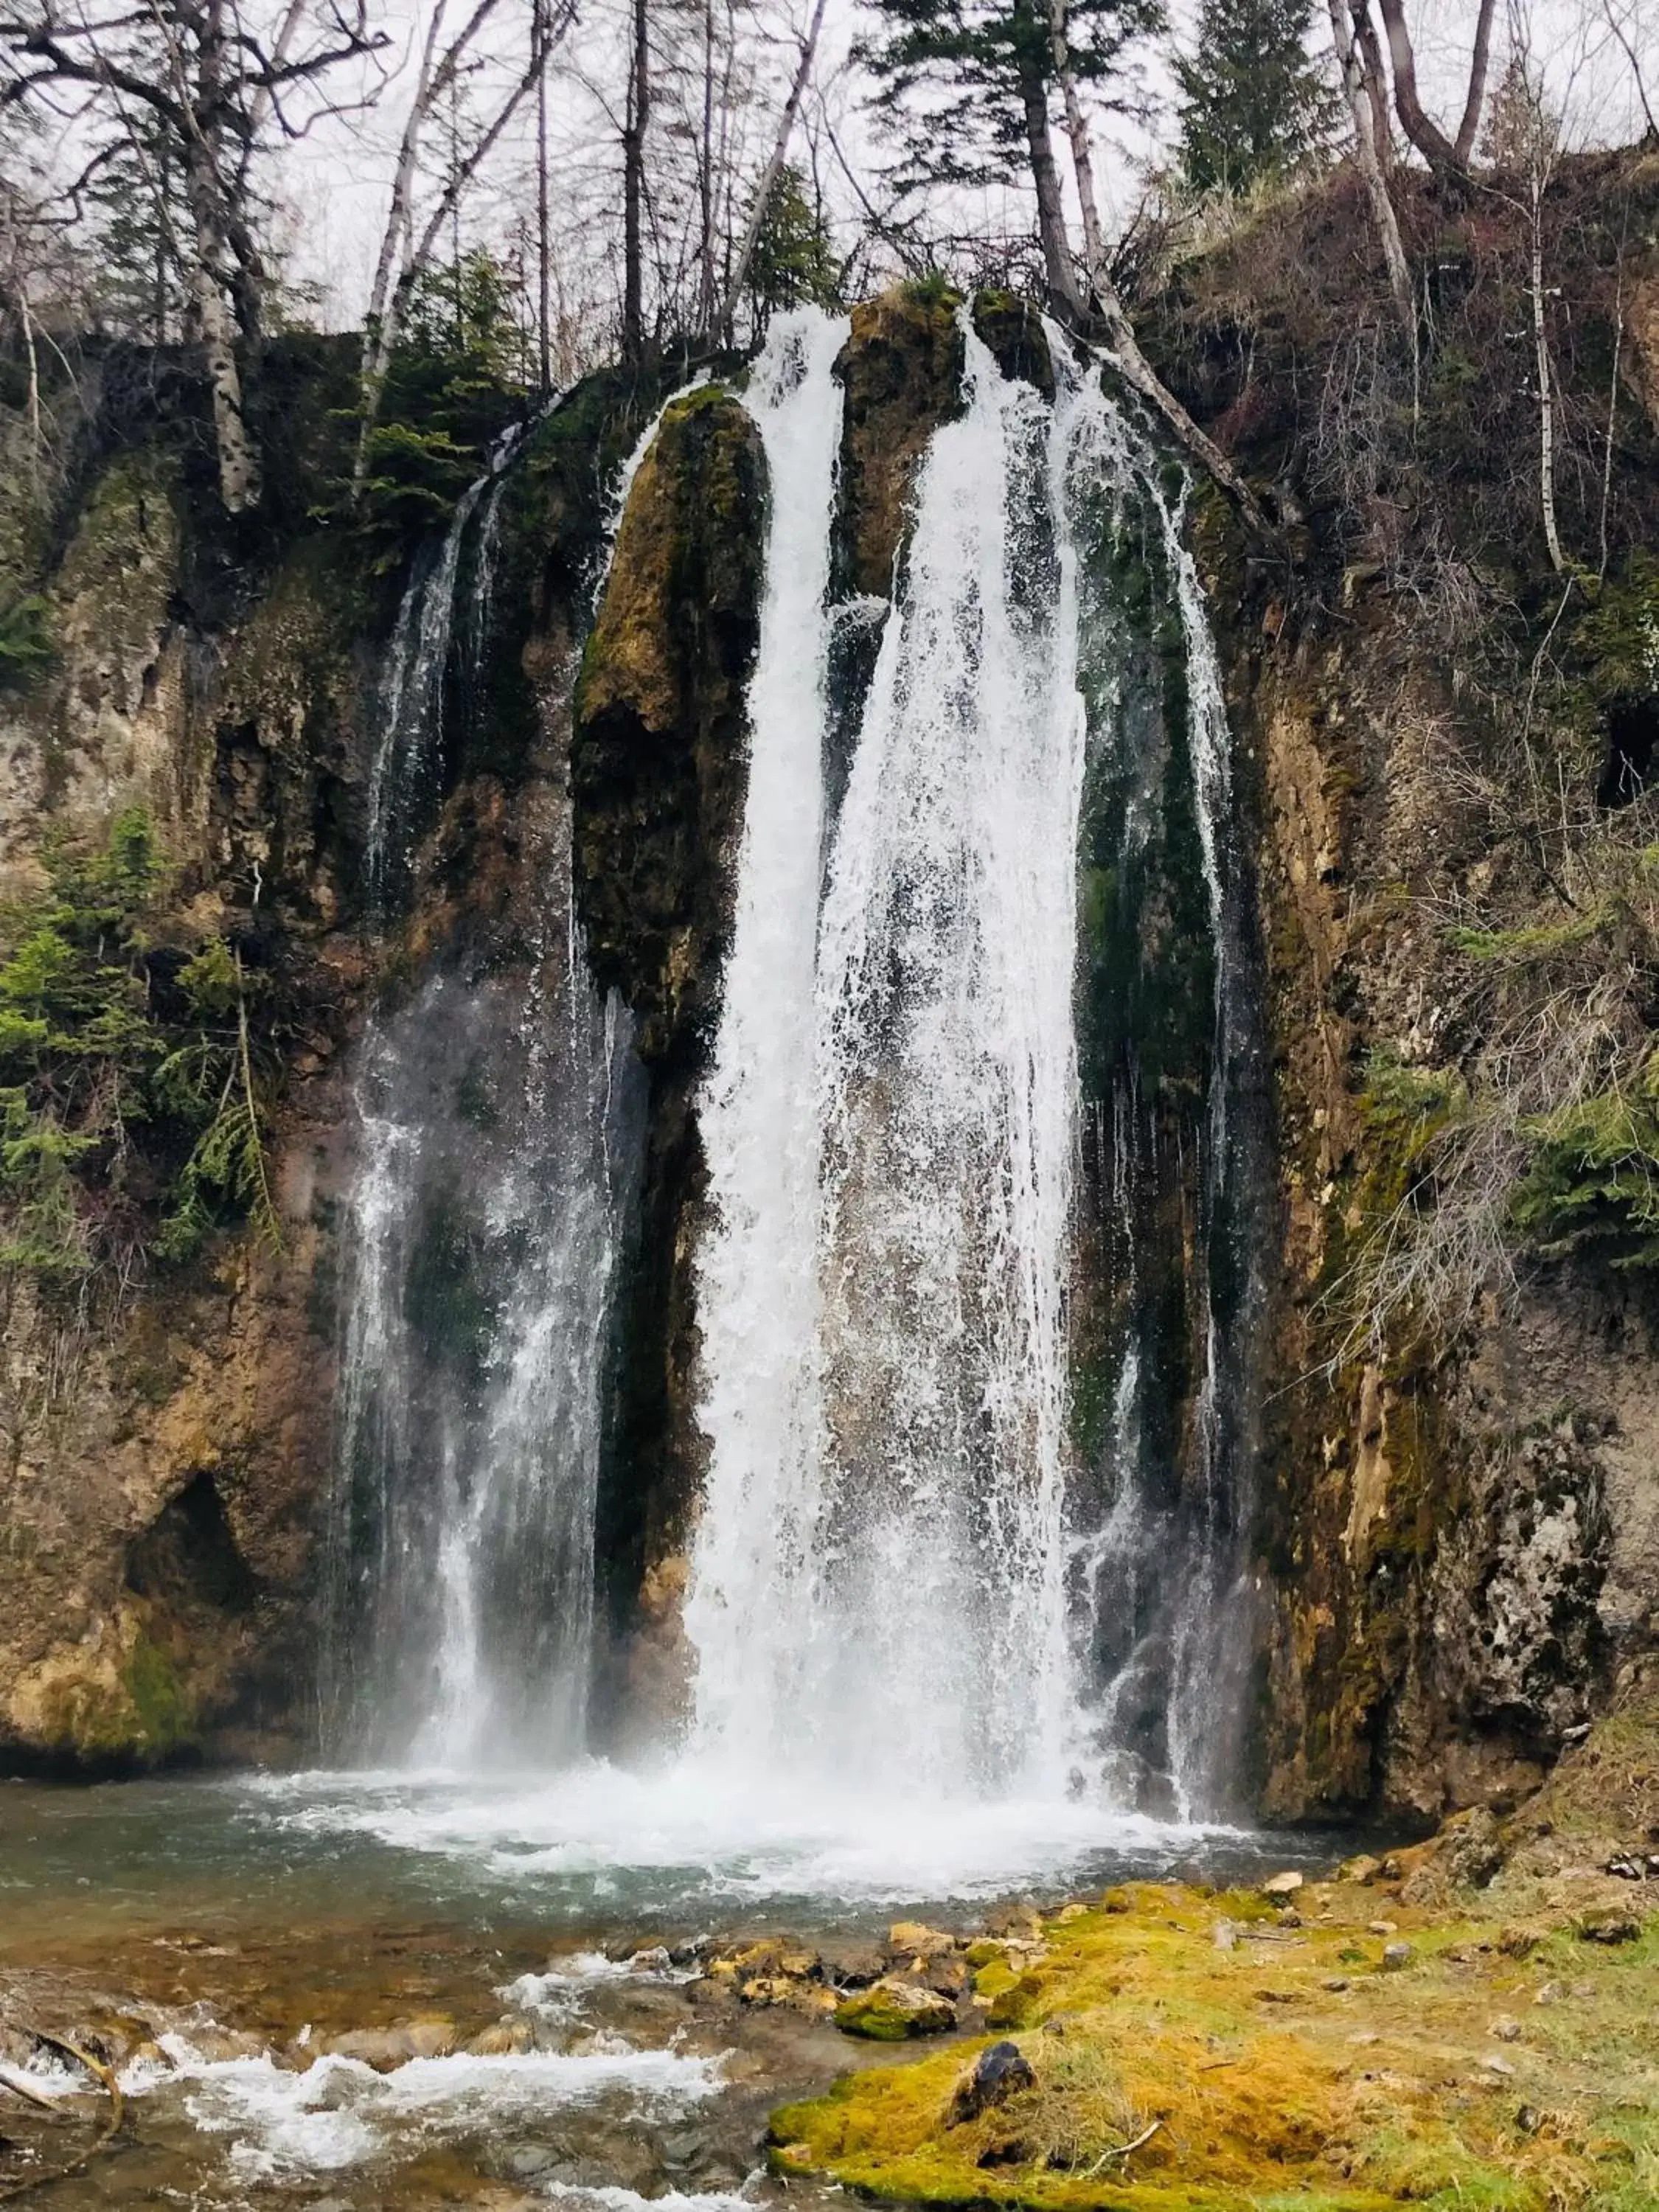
[
  {"xmin": 327, "ymin": 459, "xmax": 644, "ymax": 1770},
  {"xmin": 689, "ymin": 313, "xmax": 1112, "ymax": 1796},
  {"xmin": 1057, "ymin": 352, "xmax": 1259, "ymax": 1818},
  {"xmin": 682, "ymin": 310, "xmax": 847, "ymax": 1759},
  {"xmin": 324, "ymin": 310, "xmax": 1254, "ymax": 1818},
  {"xmin": 685, "ymin": 310, "xmax": 1259, "ymax": 1816},
  {"xmin": 364, "ymin": 476, "xmax": 487, "ymax": 911}
]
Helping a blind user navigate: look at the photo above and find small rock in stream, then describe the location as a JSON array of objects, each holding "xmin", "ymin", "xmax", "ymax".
[
  {"xmin": 834, "ymin": 1978, "xmax": 956, "ymax": 2039},
  {"xmin": 501, "ymin": 2145, "xmax": 557, "ymax": 2178},
  {"xmin": 888, "ymin": 1921, "xmax": 958, "ymax": 1957}
]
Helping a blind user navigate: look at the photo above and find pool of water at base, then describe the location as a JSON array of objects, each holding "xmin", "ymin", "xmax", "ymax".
[{"xmin": 0, "ymin": 1766, "xmax": 1361, "ymax": 2210}]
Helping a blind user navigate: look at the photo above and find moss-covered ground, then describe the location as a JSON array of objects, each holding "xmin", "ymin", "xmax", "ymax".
[{"xmin": 770, "ymin": 1869, "xmax": 1659, "ymax": 2211}]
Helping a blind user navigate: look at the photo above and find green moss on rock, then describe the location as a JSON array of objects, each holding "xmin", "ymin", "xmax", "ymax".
[
  {"xmin": 832, "ymin": 286, "xmax": 966, "ymax": 600},
  {"xmin": 971, "ymin": 290, "xmax": 1055, "ymax": 398},
  {"xmin": 571, "ymin": 387, "xmax": 766, "ymax": 1064},
  {"xmin": 833, "ymin": 1978, "xmax": 956, "ymax": 2040}
]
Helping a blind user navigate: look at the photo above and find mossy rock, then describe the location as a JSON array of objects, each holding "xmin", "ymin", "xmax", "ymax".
[
  {"xmin": 971, "ymin": 291, "xmax": 1055, "ymax": 399},
  {"xmin": 832, "ymin": 286, "xmax": 966, "ymax": 599},
  {"xmin": 834, "ymin": 1978, "xmax": 956, "ymax": 2041},
  {"xmin": 571, "ymin": 386, "xmax": 766, "ymax": 1061},
  {"xmin": 35, "ymin": 1621, "xmax": 201, "ymax": 1766}
]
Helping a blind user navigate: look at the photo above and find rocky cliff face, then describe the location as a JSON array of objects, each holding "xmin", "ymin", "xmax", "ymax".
[
  {"xmin": 8, "ymin": 184, "xmax": 1659, "ymax": 1826},
  {"xmin": 0, "ymin": 346, "xmax": 665, "ymax": 1768},
  {"xmin": 0, "ymin": 355, "xmax": 369, "ymax": 1766},
  {"xmin": 1167, "ymin": 149, "xmax": 1659, "ymax": 1823}
]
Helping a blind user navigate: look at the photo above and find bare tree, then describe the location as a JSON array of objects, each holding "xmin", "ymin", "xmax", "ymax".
[
  {"xmin": 352, "ymin": 0, "xmax": 574, "ymax": 491},
  {"xmin": 1328, "ymin": 0, "xmax": 1415, "ymax": 339},
  {"xmin": 1483, "ymin": 13, "xmax": 1568, "ymax": 570},
  {"xmin": 1048, "ymin": 0, "xmax": 1270, "ymax": 534},
  {"xmin": 0, "ymin": 0, "xmax": 388, "ymax": 509},
  {"xmin": 622, "ymin": 0, "xmax": 648, "ymax": 358},
  {"xmin": 1598, "ymin": 0, "xmax": 1658, "ymax": 142},
  {"xmin": 1372, "ymin": 0, "xmax": 1498, "ymax": 172}
]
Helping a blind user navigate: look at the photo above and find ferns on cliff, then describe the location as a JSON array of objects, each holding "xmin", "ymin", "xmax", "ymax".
[{"xmin": 0, "ymin": 807, "xmax": 279, "ymax": 1295}]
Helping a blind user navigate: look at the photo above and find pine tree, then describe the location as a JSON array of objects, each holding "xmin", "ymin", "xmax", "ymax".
[
  {"xmin": 85, "ymin": 114, "xmax": 189, "ymax": 341},
  {"xmin": 744, "ymin": 164, "xmax": 841, "ymax": 335},
  {"xmin": 859, "ymin": 0, "xmax": 1162, "ymax": 285},
  {"xmin": 1172, "ymin": 0, "xmax": 1335, "ymax": 197}
]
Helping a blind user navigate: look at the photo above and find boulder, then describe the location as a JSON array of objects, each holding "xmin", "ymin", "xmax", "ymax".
[
  {"xmin": 1577, "ymin": 1907, "xmax": 1642, "ymax": 1944},
  {"xmin": 887, "ymin": 1921, "xmax": 958, "ymax": 1958},
  {"xmin": 398, "ymin": 2014, "xmax": 456, "ymax": 2059},
  {"xmin": 949, "ymin": 2039, "xmax": 1034, "ymax": 2124},
  {"xmin": 324, "ymin": 2029, "xmax": 411, "ymax": 2070},
  {"xmin": 834, "ymin": 1978, "xmax": 956, "ymax": 2041}
]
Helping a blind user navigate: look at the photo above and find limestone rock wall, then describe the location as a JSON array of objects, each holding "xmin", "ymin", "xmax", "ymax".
[
  {"xmin": 0, "ymin": 410, "xmax": 370, "ymax": 1767},
  {"xmin": 1205, "ymin": 580, "xmax": 1659, "ymax": 1825}
]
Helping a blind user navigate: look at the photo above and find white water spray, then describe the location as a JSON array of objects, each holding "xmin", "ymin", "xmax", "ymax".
[{"xmin": 328, "ymin": 451, "xmax": 643, "ymax": 1770}]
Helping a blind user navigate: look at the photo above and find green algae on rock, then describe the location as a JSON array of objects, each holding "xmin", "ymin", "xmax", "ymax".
[
  {"xmin": 834, "ymin": 1978, "xmax": 957, "ymax": 2040},
  {"xmin": 573, "ymin": 384, "xmax": 766, "ymax": 1064}
]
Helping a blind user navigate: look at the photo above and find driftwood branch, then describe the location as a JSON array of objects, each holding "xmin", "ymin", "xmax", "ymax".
[
  {"xmin": 0, "ymin": 2030, "xmax": 126, "ymax": 2204},
  {"xmin": 1082, "ymin": 2118, "xmax": 1163, "ymax": 2174}
]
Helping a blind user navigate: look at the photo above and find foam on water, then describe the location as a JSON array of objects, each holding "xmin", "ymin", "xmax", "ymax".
[
  {"xmin": 253, "ymin": 1761, "xmax": 1237, "ymax": 1904},
  {"xmin": 124, "ymin": 2038, "xmax": 719, "ymax": 2183},
  {"xmin": 501, "ymin": 1949, "xmax": 692, "ymax": 2021}
]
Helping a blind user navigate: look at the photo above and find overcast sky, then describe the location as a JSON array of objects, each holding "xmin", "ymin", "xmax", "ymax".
[{"xmin": 191, "ymin": 0, "xmax": 1659, "ymax": 330}]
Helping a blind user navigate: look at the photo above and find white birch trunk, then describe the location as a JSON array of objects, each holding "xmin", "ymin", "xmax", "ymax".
[{"xmin": 716, "ymin": 0, "xmax": 831, "ymax": 338}]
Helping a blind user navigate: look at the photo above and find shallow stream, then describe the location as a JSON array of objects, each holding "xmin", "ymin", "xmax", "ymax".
[{"xmin": 0, "ymin": 1772, "xmax": 1344, "ymax": 2208}]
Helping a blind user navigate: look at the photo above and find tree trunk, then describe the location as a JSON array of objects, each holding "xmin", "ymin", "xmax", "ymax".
[
  {"xmin": 535, "ymin": 0, "xmax": 550, "ymax": 390},
  {"xmin": 181, "ymin": 1, "xmax": 260, "ymax": 513},
  {"xmin": 184, "ymin": 149, "xmax": 260, "ymax": 512},
  {"xmin": 1049, "ymin": 0, "xmax": 1107, "ymax": 293},
  {"xmin": 1329, "ymin": 0, "xmax": 1416, "ymax": 341},
  {"xmin": 1373, "ymin": 0, "xmax": 1461, "ymax": 171},
  {"xmin": 1453, "ymin": 0, "xmax": 1499, "ymax": 164},
  {"xmin": 1531, "ymin": 168, "xmax": 1564, "ymax": 571},
  {"xmin": 697, "ymin": 0, "xmax": 717, "ymax": 338},
  {"xmin": 1046, "ymin": 2, "xmax": 1270, "ymax": 537},
  {"xmin": 716, "ymin": 0, "xmax": 830, "ymax": 340},
  {"xmin": 1355, "ymin": 6, "xmax": 1392, "ymax": 168},
  {"xmin": 622, "ymin": 0, "xmax": 649, "ymax": 361},
  {"xmin": 1012, "ymin": 0, "xmax": 1081, "ymax": 316}
]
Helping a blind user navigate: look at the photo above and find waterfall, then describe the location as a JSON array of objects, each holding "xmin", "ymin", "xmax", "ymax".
[
  {"xmin": 1061, "ymin": 353, "xmax": 1265, "ymax": 1819},
  {"xmin": 324, "ymin": 453, "xmax": 645, "ymax": 1769},
  {"xmin": 322, "ymin": 310, "xmax": 1258, "ymax": 1809},
  {"xmin": 686, "ymin": 309, "xmax": 1259, "ymax": 1814},
  {"xmin": 363, "ymin": 477, "xmax": 486, "ymax": 914},
  {"xmin": 681, "ymin": 310, "xmax": 847, "ymax": 1764},
  {"xmin": 690, "ymin": 315, "xmax": 1087, "ymax": 1795}
]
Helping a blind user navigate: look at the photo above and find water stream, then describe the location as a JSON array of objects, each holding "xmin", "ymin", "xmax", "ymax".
[
  {"xmin": 687, "ymin": 310, "xmax": 1261, "ymax": 1820},
  {"xmin": 324, "ymin": 449, "xmax": 644, "ymax": 1769}
]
